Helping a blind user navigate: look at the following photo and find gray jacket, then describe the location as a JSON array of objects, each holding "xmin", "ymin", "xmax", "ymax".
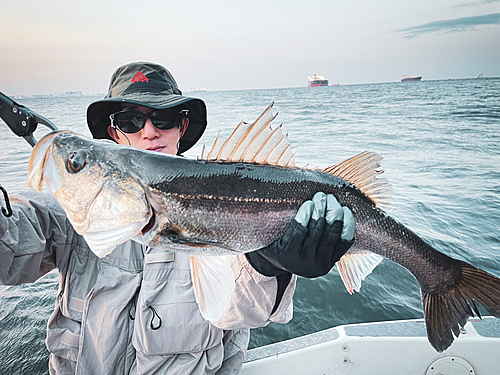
[{"xmin": 0, "ymin": 192, "xmax": 296, "ymax": 374}]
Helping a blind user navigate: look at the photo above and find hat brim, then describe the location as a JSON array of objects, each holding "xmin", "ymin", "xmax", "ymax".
[{"xmin": 87, "ymin": 92, "xmax": 207, "ymax": 155}]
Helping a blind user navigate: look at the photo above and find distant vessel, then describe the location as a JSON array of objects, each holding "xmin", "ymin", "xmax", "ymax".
[
  {"xmin": 308, "ymin": 75, "xmax": 329, "ymax": 87},
  {"xmin": 401, "ymin": 75, "xmax": 422, "ymax": 82},
  {"xmin": 476, "ymin": 72, "xmax": 484, "ymax": 79}
]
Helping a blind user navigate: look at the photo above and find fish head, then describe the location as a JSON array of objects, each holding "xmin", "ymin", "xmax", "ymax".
[{"xmin": 28, "ymin": 131, "xmax": 152, "ymax": 257}]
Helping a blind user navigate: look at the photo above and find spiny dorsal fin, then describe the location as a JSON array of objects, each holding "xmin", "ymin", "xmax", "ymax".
[
  {"xmin": 200, "ymin": 104, "xmax": 391, "ymax": 210},
  {"xmin": 200, "ymin": 103, "xmax": 296, "ymax": 167},
  {"xmin": 322, "ymin": 151, "xmax": 394, "ymax": 211}
]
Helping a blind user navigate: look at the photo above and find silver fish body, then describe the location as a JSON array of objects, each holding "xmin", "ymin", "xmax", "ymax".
[
  {"xmin": 27, "ymin": 106, "xmax": 500, "ymax": 352},
  {"xmin": 139, "ymin": 154, "xmax": 354, "ymax": 255}
]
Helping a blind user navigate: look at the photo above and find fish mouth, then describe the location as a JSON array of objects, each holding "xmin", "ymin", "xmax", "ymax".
[
  {"xmin": 27, "ymin": 131, "xmax": 61, "ymax": 191},
  {"xmin": 141, "ymin": 208, "xmax": 157, "ymax": 235}
]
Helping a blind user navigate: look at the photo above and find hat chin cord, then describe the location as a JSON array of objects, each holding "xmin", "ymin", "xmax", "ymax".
[
  {"xmin": 176, "ymin": 127, "xmax": 183, "ymax": 154},
  {"xmin": 176, "ymin": 120, "xmax": 188, "ymax": 154},
  {"xmin": 115, "ymin": 126, "xmax": 132, "ymax": 146}
]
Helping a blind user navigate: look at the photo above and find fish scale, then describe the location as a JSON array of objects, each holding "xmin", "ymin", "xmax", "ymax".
[{"xmin": 145, "ymin": 163, "xmax": 349, "ymax": 254}]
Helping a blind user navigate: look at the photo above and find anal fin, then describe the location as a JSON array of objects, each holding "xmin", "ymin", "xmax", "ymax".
[{"xmin": 336, "ymin": 251, "xmax": 384, "ymax": 294}]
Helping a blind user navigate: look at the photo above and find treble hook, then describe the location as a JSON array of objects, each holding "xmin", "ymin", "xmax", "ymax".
[{"xmin": 0, "ymin": 184, "xmax": 13, "ymax": 217}]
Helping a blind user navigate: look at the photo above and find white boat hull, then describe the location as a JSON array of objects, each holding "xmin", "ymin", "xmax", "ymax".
[{"xmin": 242, "ymin": 317, "xmax": 499, "ymax": 374}]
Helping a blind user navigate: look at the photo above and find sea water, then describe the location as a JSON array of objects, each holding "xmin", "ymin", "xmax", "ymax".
[{"xmin": 0, "ymin": 78, "xmax": 499, "ymax": 373}]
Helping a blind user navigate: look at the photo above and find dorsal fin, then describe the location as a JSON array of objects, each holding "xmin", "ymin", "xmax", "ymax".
[
  {"xmin": 200, "ymin": 104, "xmax": 392, "ymax": 210},
  {"xmin": 322, "ymin": 152, "xmax": 394, "ymax": 211},
  {"xmin": 200, "ymin": 103, "xmax": 296, "ymax": 167}
]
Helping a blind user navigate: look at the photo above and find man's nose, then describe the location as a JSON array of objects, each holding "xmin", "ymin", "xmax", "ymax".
[{"xmin": 141, "ymin": 118, "xmax": 160, "ymax": 138}]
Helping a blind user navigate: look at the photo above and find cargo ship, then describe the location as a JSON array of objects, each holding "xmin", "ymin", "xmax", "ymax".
[
  {"xmin": 308, "ymin": 75, "xmax": 329, "ymax": 87},
  {"xmin": 401, "ymin": 75, "xmax": 422, "ymax": 82}
]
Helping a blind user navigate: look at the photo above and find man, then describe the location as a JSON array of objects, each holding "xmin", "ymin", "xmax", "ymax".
[{"xmin": 0, "ymin": 62, "xmax": 354, "ymax": 374}]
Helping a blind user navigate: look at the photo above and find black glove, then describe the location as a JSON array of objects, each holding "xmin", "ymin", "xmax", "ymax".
[{"xmin": 246, "ymin": 192, "xmax": 355, "ymax": 278}]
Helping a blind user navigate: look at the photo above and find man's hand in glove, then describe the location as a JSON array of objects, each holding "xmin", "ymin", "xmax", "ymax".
[{"xmin": 246, "ymin": 192, "xmax": 355, "ymax": 278}]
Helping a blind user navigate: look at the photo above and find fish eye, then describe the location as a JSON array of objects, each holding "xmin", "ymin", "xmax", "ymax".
[{"xmin": 66, "ymin": 151, "xmax": 87, "ymax": 174}]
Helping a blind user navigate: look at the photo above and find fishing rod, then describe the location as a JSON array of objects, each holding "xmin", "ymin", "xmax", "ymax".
[
  {"xmin": 0, "ymin": 91, "xmax": 59, "ymax": 217},
  {"xmin": 0, "ymin": 91, "xmax": 58, "ymax": 147}
]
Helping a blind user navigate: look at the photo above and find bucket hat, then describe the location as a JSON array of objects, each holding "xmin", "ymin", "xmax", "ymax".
[{"xmin": 87, "ymin": 62, "xmax": 207, "ymax": 154}]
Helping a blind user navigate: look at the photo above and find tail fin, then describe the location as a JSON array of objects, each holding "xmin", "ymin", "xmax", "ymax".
[{"xmin": 422, "ymin": 262, "xmax": 500, "ymax": 352}]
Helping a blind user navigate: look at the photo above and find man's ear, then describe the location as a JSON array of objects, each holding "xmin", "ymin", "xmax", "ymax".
[
  {"xmin": 107, "ymin": 126, "xmax": 121, "ymax": 143},
  {"xmin": 180, "ymin": 118, "xmax": 189, "ymax": 138}
]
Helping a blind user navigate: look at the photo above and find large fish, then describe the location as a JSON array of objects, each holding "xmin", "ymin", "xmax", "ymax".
[{"xmin": 27, "ymin": 104, "xmax": 500, "ymax": 352}]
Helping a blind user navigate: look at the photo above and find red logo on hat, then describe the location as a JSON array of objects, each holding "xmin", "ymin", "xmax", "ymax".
[{"xmin": 131, "ymin": 71, "xmax": 149, "ymax": 83}]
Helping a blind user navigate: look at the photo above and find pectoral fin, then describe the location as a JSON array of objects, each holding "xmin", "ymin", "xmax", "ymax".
[
  {"xmin": 189, "ymin": 255, "xmax": 235, "ymax": 321},
  {"xmin": 83, "ymin": 223, "xmax": 140, "ymax": 258}
]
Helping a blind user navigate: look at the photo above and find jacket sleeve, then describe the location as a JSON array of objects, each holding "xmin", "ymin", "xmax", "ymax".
[
  {"xmin": 0, "ymin": 191, "xmax": 75, "ymax": 285},
  {"xmin": 212, "ymin": 254, "xmax": 296, "ymax": 330}
]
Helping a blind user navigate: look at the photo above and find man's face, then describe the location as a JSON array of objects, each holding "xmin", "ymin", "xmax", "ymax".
[{"xmin": 107, "ymin": 104, "xmax": 188, "ymax": 155}]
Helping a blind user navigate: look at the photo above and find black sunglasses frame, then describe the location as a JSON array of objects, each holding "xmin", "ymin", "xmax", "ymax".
[{"xmin": 110, "ymin": 108, "xmax": 189, "ymax": 134}]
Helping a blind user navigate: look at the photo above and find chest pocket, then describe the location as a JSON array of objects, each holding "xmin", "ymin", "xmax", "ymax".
[
  {"xmin": 133, "ymin": 252, "xmax": 223, "ymax": 355},
  {"xmin": 46, "ymin": 242, "xmax": 98, "ymax": 363},
  {"xmin": 59, "ymin": 240, "xmax": 99, "ymax": 322}
]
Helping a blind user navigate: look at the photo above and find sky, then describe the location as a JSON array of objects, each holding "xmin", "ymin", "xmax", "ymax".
[{"xmin": 1, "ymin": 0, "xmax": 499, "ymax": 96}]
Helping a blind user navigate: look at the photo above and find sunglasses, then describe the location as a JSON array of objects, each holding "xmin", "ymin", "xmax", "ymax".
[{"xmin": 110, "ymin": 108, "xmax": 189, "ymax": 133}]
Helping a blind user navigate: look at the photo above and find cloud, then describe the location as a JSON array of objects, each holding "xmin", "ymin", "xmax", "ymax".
[
  {"xmin": 397, "ymin": 12, "xmax": 500, "ymax": 38},
  {"xmin": 460, "ymin": 0, "xmax": 500, "ymax": 5}
]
